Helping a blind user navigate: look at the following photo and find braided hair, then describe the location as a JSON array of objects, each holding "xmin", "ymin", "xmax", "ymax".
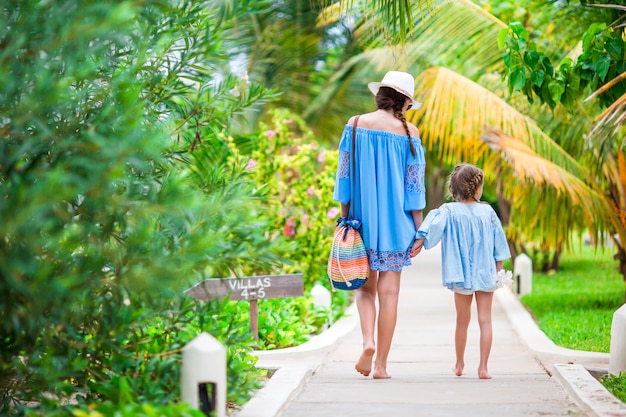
[
  {"xmin": 448, "ymin": 164, "xmax": 484, "ymax": 202},
  {"xmin": 375, "ymin": 87, "xmax": 416, "ymax": 157}
]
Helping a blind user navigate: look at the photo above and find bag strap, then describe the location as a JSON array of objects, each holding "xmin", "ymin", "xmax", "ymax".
[{"xmin": 350, "ymin": 115, "xmax": 360, "ymax": 220}]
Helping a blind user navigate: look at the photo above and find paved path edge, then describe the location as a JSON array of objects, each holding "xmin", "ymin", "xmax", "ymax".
[
  {"xmin": 236, "ymin": 302, "xmax": 359, "ymax": 417},
  {"xmin": 236, "ymin": 286, "xmax": 619, "ymax": 417},
  {"xmin": 553, "ymin": 363, "xmax": 626, "ymax": 417}
]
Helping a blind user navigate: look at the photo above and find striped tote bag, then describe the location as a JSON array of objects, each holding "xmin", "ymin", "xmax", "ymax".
[{"xmin": 327, "ymin": 217, "xmax": 369, "ymax": 290}]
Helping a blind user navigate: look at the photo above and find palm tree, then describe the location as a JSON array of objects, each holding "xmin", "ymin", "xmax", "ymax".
[
  {"xmin": 236, "ymin": 0, "xmax": 624, "ymax": 292},
  {"xmin": 302, "ymin": 0, "xmax": 600, "ymax": 255}
]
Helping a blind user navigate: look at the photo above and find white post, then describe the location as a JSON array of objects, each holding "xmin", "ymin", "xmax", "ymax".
[
  {"xmin": 311, "ymin": 283, "xmax": 332, "ymax": 327},
  {"xmin": 181, "ymin": 332, "xmax": 226, "ymax": 417},
  {"xmin": 610, "ymin": 304, "xmax": 626, "ymax": 375},
  {"xmin": 513, "ymin": 253, "xmax": 533, "ymax": 296}
]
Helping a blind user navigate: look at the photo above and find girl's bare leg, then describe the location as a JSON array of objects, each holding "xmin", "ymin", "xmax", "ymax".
[
  {"xmin": 453, "ymin": 293, "xmax": 473, "ymax": 376},
  {"xmin": 355, "ymin": 269, "xmax": 378, "ymax": 376},
  {"xmin": 372, "ymin": 270, "xmax": 401, "ymax": 379},
  {"xmin": 475, "ymin": 291, "xmax": 494, "ymax": 379}
]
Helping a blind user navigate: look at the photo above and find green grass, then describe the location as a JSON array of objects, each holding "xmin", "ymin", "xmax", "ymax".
[
  {"xmin": 519, "ymin": 244, "xmax": 623, "ymax": 353},
  {"xmin": 518, "ymin": 244, "xmax": 626, "ymax": 403},
  {"xmin": 602, "ymin": 373, "xmax": 626, "ymax": 403}
]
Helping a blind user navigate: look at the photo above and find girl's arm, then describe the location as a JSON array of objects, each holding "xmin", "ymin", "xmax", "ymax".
[
  {"xmin": 416, "ymin": 205, "xmax": 449, "ymax": 249},
  {"xmin": 496, "ymin": 260, "xmax": 503, "ymax": 272}
]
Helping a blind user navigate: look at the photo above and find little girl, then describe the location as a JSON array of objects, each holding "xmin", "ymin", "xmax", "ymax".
[{"xmin": 413, "ymin": 164, "xmax": 510, "ymax": 379}]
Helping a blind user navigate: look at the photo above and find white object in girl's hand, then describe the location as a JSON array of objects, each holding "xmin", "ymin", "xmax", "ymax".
[{"xmin": 494, "ymin": 269, "xmax": 513, "ymax": 289}]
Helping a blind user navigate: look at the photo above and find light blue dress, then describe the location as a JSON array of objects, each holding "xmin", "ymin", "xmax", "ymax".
[
  {"xmin": 333, "ymin": 125, "xmax": 426, "ymax": 271},
  {"xmin": 416, "ymin": 202, "xmax": 511, "ymax": 292}
]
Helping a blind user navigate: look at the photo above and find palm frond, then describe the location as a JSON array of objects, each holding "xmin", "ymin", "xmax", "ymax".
[
  {"xmin": 481, "ymin": 127, "xmax": 593, "ymax": 201},
  {"xmin": 481, "ymin": 126, "xmax": 615, "ymax": 246},
  {"xmin": 406, "ymin": 0, "xmax": 507, "ymax": 77},
  {"xmin": 345, "ymin": 0, "xmax": 506, "ymax": 77},
  {"xmin": 319, "ymin": 0, "xmax": 435, "ymax": 44},
  {"xmin": 306, "ymin": 1, "xmax": 509, "ymax": 133},
  {"xmin": 587, "ymin": 92, "xmax": 626, "ymax": 152},
  {"xmin": 409, "ymin": 67, "xmax": 590, "ymax": 180}
]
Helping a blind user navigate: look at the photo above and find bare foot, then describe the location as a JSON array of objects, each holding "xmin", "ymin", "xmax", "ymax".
[
  {"xmin": 478, "ymin": 368, "xmax": 492, "ymax": 379},
  {"xmin": 372, "ymin": 368, "xmax": 391, "ymax": 379},
  {"xmin": 355, "ymin": 346, "xmax": 375, "ymax": 377},
  {"xmin": 453, "ymin": 363, "xmax": 464, "ymax": 376}
]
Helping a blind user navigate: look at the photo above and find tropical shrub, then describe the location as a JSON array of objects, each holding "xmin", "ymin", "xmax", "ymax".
[
  {"xmin": 0, "ymin": 0, "xmax": 289, "ymax": 415},
  {"xmin": 233, "ymin": 109, "xmax": 352, "ymax": 310}
]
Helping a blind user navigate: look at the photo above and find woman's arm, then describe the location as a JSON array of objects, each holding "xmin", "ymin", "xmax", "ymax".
[
  {"xmin": 411, "ymin": 209, "xmax": 423, "ymax": 230},
  {"xmin": 409, "ymin": 209, "xmax": 423, "ymax": 257},
  {"xmin": 341, "ymin": 202, "xmax": 350, "ymax": 218}
]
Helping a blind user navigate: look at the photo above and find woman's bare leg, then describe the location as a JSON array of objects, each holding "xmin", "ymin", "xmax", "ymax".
[
  {"xmin": 453, "ymin": 293, "xmax": 473, "ymax": 376},
  {"xmin": 475, "ymin": 291, "xmax": 494, "ymax": 379},
  {"xmin": 355, "ymin": 269, "xmax": 378, "ymax": 376},
  {"xmin": 372, "ymin": 270, "xmax": 402, "ymax": 379}
]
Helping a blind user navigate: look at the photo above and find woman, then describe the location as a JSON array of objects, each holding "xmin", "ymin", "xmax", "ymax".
[{"xmin": 333, "ymin": 70, "xmax": 426, "ymax": 379}]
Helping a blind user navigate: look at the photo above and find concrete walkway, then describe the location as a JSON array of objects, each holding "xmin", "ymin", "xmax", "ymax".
[{"xmin": 238, "ymin": 244, "xmax": 625, "ymax": 417}]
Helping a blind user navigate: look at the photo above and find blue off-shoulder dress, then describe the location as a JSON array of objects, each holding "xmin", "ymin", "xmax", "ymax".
[
  {"xmin": 416, "ymin": 202, "xmax": 511, "ymax": 292},
  {"xmin": 333, "ymin": 125, "xmax": 426, "ymax": 272}
]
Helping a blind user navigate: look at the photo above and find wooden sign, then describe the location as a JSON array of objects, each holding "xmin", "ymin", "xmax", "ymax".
[
  {"xmin": 185, "ymin": 274, "xmax": 303, "ymax": 301},
  {"xmin": 185, "ymin": 274, "xmax": 304, "ymax": 340}
]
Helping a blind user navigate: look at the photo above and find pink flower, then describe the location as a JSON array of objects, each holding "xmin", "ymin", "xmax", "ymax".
[
  {"xmin": 264, "ymin": 130, "xmax": 276, "ymax": 139},
  {"xmin": 301, "ymin": 214, "xmax": 309, "ymax": 225},
  {"xmin": 246, "ymin": 159, "xmax": 257, "ymax": 170},
  {"xmin": 283, "ymin": 217, "xmax": 297, "ymax": 237},
  {"xmin": 285, "ymin": 119, "xmax": 293, "ymax": 124},
  {"xmin": 306, "ymin": 186, "xmax": 315, "ymax": 196},
  {"xmin": 327, "ymin": 207, "xmax": 339, "ymax": 219},
  {"xmin": 317, "ymin": 150, "xmax": 325, "ymax": 163}
]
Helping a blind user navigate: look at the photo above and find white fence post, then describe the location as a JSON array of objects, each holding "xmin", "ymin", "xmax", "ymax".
[
  {"xmin": 513, "ymin": 253, "xmax": 533, "ymax": 296},
  {"xmin": 181, "ymin": 332, "xmax": 226, "ymax": 417},
  {"xmin": 610, "ymin": 304, "xmax": 626, "ymax": 375},
  {"xmin": 311, "ymin": 283, "xmax": 333, "ymax": 327}
]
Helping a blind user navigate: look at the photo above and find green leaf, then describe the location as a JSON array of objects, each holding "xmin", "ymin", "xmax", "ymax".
[
  {"xmin": 509, "ymin": 22, "xmax": 528, "ymax": 41},
  {"xmin": 524, "ymin": 50, "xmax": 540, "ymax": 68},
  {"xmin": 606, "ymin": 37, "xmax": 624, "ymax": 59},
  {"xmin": 542, "ymin": 56, "xmax": 554, "ymax": 77},
  {"xmin": 498, "ymin": 27, "xmax": 509, "ymax": 50},
  {"xmin": 567, "ymin": 70, "xmax": 581, "ymax": 91},
  {"xmin": 504, "ymin": 52, "xmax": 512, "ymax": 68},
  {"xmin": 531, "ymin": 70, "xmax": 545, "ymax": 87},
  {"xmin": 596, "ymin": 56, "xmax": 611, "ymax": 81},
  {"xmin": 541, "ymin": 81, "xmax": 557, "ymax": 108},
  {"xmin": 548, "ymin": 80, "xmax": 565, "ymax": 103},
  {"xmin": 561, "ymin": 87, "xmax": 576, "ymax": 112},
  {"xmin": 511, "ymin": 68, "xmax": 527, "ymax": 91}
]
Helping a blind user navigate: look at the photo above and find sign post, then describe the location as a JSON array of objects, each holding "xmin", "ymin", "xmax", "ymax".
[{"xmin": 185, "ymin": 274, "xmax": 304, "ymax": 340}]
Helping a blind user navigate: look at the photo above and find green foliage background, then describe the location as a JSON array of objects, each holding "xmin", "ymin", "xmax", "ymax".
[
  {"xmin": 0, "ymin": 1, "xmax": 340, "ymax": 415},
  {"xmin": 5, "ymin": 0, "xmax": 626, "ymax": 414},
  {"xmin": 521, "ymin": 244, "xmax": 623, "ymax": 352}
]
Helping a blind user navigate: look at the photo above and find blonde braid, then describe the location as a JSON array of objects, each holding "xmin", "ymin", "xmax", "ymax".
[{"xmin": 449, "ymin": 164, "xmax": 484, "ymax": 201}]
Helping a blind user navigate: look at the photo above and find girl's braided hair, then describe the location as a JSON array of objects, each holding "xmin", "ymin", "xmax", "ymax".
[
  {"xmin": 375, "ymin": 87, "xmax": 416, "ymax": 157},
  {"xmin": 448, "ymin": 164, "xmax": 484, "ymax": 202}
]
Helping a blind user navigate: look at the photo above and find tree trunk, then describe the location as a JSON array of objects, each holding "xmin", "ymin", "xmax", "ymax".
[{"xmin": 550, "ymin": 249, "xmax": 561, "ymax": 271}]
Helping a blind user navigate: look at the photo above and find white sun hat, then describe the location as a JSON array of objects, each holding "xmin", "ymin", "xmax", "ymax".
[{"xmin": 367, "ymin": 70, "xmax": 422, "ymax": 110}]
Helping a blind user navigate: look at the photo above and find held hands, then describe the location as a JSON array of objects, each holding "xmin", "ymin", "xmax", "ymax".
[{"xmin": 410, "ymin": 238, "xmax": 425, "ymax": 258}]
